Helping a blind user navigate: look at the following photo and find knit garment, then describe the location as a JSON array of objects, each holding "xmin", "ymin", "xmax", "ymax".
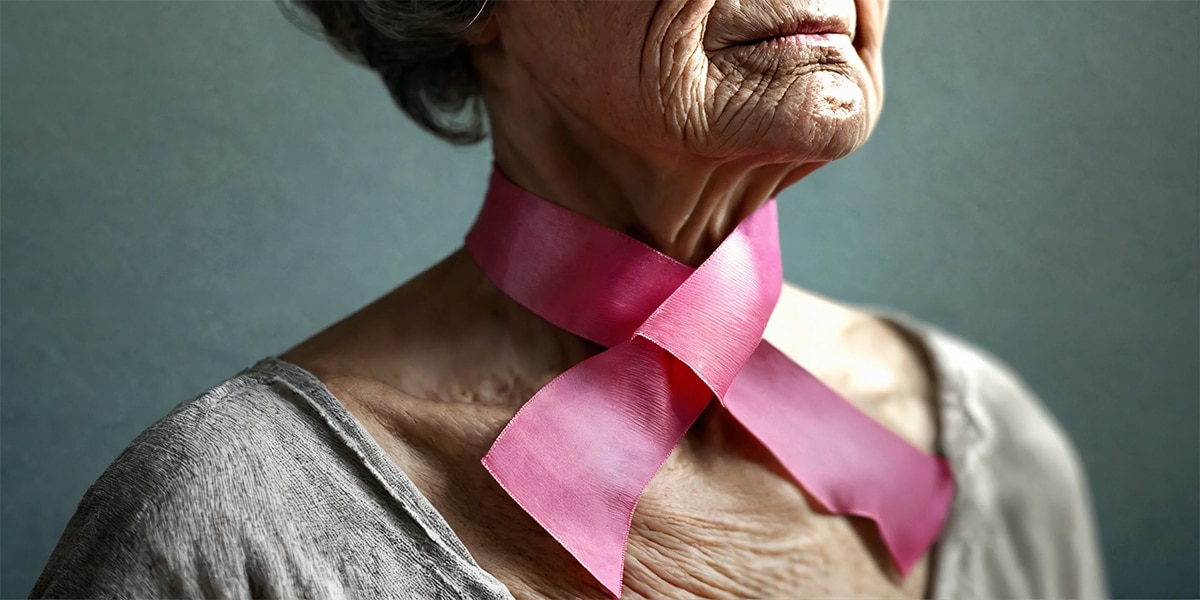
[{"xmin": 31, "ymin": 308, "xmax": 1107, "ymax": 599}]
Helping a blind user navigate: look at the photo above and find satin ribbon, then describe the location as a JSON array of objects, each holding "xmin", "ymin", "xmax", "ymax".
[{"xmin": 465, "ymin": 170, "xmax": 954, "ymax": 597}]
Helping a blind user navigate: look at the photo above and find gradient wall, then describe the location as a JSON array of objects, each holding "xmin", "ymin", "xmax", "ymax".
[{"xmin": 3, "ymin": 1, "xmax": 1197, "ymax": 597}]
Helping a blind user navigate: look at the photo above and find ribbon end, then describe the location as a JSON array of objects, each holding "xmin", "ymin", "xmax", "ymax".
[
  {"xmin": 597, "ymin": 567, "xmax": 624, "ymax": 599},
  {"xmin": 481, "ymin": 451, "xmax": 630, "ymax": 599},
  {"xmin": 882, "ymin": 456, "xmax": 957, "ymax": 577}
]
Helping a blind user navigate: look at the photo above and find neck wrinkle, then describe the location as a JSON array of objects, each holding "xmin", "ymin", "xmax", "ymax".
[{"xmin": 491, "ymin": 118, "xmax": 799, "ymax": 267}]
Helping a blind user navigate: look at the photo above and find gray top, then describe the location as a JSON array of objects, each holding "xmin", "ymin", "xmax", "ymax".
[{"xmin": 31, "ymin": 310, "xmax": 1107, "ymax": 599}]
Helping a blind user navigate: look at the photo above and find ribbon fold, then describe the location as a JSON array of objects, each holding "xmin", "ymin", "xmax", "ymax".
[{"xmin": 465, "ymin": 171, "xmax": 953, "ymax": 597}]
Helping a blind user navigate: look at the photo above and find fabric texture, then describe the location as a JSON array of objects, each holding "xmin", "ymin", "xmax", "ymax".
[{"xmin": 30, "ymin": 308, "xmax": 1108, "ymax": 599}]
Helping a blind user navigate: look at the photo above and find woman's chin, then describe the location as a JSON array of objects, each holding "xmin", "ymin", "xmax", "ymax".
[
  {"xmin": 789, "ymin": 76, "xmax": 873, "ymax": 158},
  {"xmin": 746, "ymin": 111, "xmax": 871, "ymax": 164},
  {"xmin": 703, "ymin": 73, "xmax": 874, "ymax": 163}
]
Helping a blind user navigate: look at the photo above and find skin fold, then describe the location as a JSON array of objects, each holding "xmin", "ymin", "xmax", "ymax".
[{"xmin": 285, "ymin": 0, "xmax": 942, "ymax": 597}]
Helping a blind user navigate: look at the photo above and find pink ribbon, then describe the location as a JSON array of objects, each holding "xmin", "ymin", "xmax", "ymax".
[{"xmin": 465, "ymin": 170, "xmax": 954, "ymax": 597}]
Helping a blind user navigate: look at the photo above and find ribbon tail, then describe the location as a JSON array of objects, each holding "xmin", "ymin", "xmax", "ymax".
[
  {"xmin": 482, "ymin": 337, "xmax": 711, "ymax": 597},
  {"xmin": 723, "ymin": 342, "xmax": 955, "ymax": 576}
]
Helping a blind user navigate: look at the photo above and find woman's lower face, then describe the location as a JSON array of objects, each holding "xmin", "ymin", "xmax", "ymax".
[{"xmin": 484, "ymin": 0, "xmax": 887, "ymax": 165}]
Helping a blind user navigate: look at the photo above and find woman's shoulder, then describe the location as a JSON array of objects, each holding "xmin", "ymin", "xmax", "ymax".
[
  {"xmin": 58, "ymin": 360, "xmax": 344, "ymax": 523},
  {"xmin": 849, "ymin": 301, "xmax": 1088, "ymax": 498},
  {"xmin": 857, "ymin": 306, "xmax": 1108, "ymax": 599},
  {"xmin": 886, "ymin": 312, "xmax": 1087, "ymax": 485},
  {"xmin": 31, "ymin": 362, "xmax": 342, "ymax": 597},
  {"xmin": 771, "ymin": 285, "xmax": 1092, "ymax": 490},
  {"xmin": 31, "ymin": 360, "xmax": 510, "ymax": 599}
]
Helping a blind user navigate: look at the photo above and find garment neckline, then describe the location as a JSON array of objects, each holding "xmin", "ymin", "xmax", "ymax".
[{"xmin": 855, "ymin": 303, "xmax": 975, "ymax": 456}]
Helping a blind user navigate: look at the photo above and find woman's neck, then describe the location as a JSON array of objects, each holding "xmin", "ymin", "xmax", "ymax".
[{"xmin": 488, "ymin": 97, "xmax": 824, "ymax": 266}]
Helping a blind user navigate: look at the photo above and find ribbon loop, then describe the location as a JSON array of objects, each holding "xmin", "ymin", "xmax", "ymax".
[
  {"xmin": 635, "ymin": 202, "xmax": 782, "ymax": 399},
  {"xmin": 466, "ymin": 170, "xmax": 954, "ymax": 598}
]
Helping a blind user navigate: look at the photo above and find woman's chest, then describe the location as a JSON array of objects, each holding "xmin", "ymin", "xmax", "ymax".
[
  {"xmin": 359, "ymin": 397, "xmax": 931, "ymax": 600},
  {"xmin": 607, "ymin": 431, "xmax": 930, "ymax": 600},
  {"xmin": 331, "ymin": 310, "xmax": 940, "ymax": 598}
]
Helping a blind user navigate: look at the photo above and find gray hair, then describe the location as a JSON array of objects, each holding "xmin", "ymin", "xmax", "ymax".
[{"xmin": 282, "ymin": 0, "xmax": 494, "ymax": 145}]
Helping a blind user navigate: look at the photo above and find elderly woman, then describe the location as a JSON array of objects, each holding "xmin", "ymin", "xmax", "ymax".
[{"xmin": 32, "ymin": 0, "xmax": 1106, "ymax": 598}]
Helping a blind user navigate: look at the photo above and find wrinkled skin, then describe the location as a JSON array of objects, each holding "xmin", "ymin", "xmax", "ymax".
[
  {"xmin": 481, "ymin": 0, "xmax": 885, "ymax": 159},
  {"xmin": 286, "ymin": 0, "xmax": 942, "ymax": 597},
  {"xmin": 288, "ymin": 269, "xmax": 938, "ymax": 598},
  {"xmin": 471, "ymin": 0, "xmax": 888, "ymax": 263}
]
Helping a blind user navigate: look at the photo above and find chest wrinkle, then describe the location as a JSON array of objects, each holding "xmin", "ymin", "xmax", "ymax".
[{"xmin": 330, "ymin": 314, "xmax": 936, "ymax": 598}]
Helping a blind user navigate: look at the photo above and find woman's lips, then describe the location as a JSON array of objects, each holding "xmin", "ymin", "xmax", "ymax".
[
  {"xmin": 714, "ymin": 31, "xmax": 855, "ymax": 72},
  {"xmin": 705, "ymin": 13, "xmax": 856, "ymax": 71},
  {"xmin": 713, "ymin": 15, "xmax": 854, "ymax": 50},
  {"xmin": 743, "ymin": 32, "xmax": 851, "ymax": 48}
]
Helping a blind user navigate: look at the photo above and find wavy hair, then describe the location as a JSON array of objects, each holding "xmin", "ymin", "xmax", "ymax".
[{"xmin": 281, "ymin": 0, "xmax": 494, "ymax": 145}]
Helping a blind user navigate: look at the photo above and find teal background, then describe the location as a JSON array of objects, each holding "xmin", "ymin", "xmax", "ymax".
[{"xmin": 2, "ymin": 1, "xmax": 1197, "ymax": 597}]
